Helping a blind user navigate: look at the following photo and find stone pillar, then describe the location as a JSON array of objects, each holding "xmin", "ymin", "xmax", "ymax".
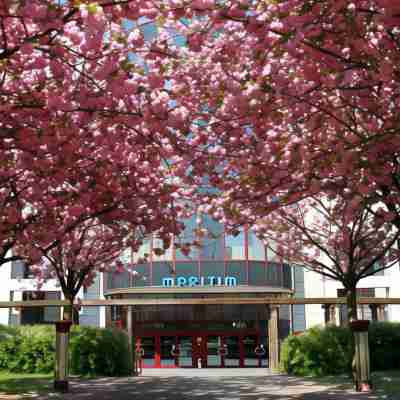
[
  {"xmin": 105, "ymin": 304, "xmax": 112, "ymax": 327},
  {"xmin": 349, "ymin": 320, "xmax": 371, "ymax": 392},
  {"xmin": 369, "ymin": 304, "xmax": 378, "ymax": 322},
  {"xmin": 268, "ymin": 305, "xmax": 280, "ymax": 371},
  {"xmin": 322, "ymin": 304, "xmax": 336, "ymax": 325},
  {"xmin": 54, "ymin": 320, "xmax": 72, "ymax": 393},
  {"xmin": 126, "ymin": 305, "xmax": 137, "ymax": 375},
  {"xmin": 377, "ymin": 305, "xmax": 385, "ymax": 321}
]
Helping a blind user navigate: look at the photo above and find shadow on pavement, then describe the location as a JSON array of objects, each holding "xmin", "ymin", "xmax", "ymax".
[{"xmin": 35, "ymin": 373, "xmax": 380, "ymax": 400}]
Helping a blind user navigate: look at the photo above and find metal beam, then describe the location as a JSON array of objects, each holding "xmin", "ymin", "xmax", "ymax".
[{"xmin": 2, "ymin": 297, "xmax": 400, "ymax": 307}]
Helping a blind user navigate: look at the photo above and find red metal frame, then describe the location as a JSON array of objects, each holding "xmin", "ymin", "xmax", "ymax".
[
  {"xmin": 150, "ymin": 236, "xmax": 154, "ymax": 286},
  {"xmin": 244, "ymin": 226, "xmax": 250, "ymax": 284},
  {"xmin": 135, "ymin": 330, "xmax": 263, "ymax": 368}
]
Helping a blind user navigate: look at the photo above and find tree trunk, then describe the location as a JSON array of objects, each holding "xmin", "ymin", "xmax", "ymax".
[
  {"xmin": 346, "ymin": 284, "xmax": 361, "ymax": 389},
  {"xmin": 62, "ymin": 297, "xmax": 79, "ymax": 324},
  {"xmin": 62, "ymin": 301, "xmax": 72, "ymax": 321},
  {"xmin": 346, "ymin": 286, "xmax": 358, "ymax": 322}
]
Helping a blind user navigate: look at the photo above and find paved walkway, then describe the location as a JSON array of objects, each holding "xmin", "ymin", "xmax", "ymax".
[{"xmin": 33, "ymin": 369, "xmax": 380, "ymax": 400}]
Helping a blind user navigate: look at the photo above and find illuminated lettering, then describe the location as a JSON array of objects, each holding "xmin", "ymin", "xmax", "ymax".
[
  {"xmin": 176, "ymin": 277, "xmax": 187, "ymax": 286},
  {"xmin": 162, "ymin": 277, "xmax": 174, "ymax": 287},
  {"xmin": 161, "ymin": 276, "xmax": 238, "ymax": 288},
  {"xmin": 188, "ymin": 276, "xmax": 199, "ymax": 286},
  {"xmin": 225, "ymin": 277, "xmax": 237, "ymax": 286}
]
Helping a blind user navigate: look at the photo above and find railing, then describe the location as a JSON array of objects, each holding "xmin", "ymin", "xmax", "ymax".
[{"xmin": 1, "ymin": 297, "xmax": 400, "ymax": 308}]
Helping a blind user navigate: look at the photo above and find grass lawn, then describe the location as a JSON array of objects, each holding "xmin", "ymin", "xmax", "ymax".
[
  {"xmin": 0, "ymin": 372, "xmax": 53, "ymax": 395},
  {"xmin": 311, "ymin": 370, "xmax": 400, "ymax": 399},
  {"xmin": 372, "ymin": 370, "xmax": 400, "ymax": 398}
]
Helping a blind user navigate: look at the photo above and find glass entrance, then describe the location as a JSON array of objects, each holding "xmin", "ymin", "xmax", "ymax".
[
  {"xmin": 224, "ymin": 336, "xmax": 240, "ymax": 367},
  {"xmin": 160, "ymin": 336, "xmax": 176, "ymax": 367},
  {"xmin": 178, "ymin": 336, "xmax": 193, "ymax": 367},
  {"xmin": 140, "ymin": 336, "xmax": 156, "ymax": 367},
  {"xmin": 206, "ymin": 336, "xmax": 222, "ymax": 367},
  {"xmin": 137, "ymin": 332, "xmax": 265, "ymax": 368},
  {"xmin": 243, "ymin": 335, "xmax": 259, "ymax": 367}
]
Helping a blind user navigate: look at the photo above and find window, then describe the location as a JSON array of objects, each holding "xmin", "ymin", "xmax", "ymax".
[
  {"xmin": 11, "ymin": 260, "xmax": 24, "ymax": 279},
  {"xmin": 20, "ymin": 291, "xmax": 61, "ymax": 324},
  {"xmin": 11, "ymin": 260, "xmax": 34, "ymax": 279},
  {"xmin": 337, "ymin": 288, "xmax": 375, "ymax": 298},
  {"xmin": 337, "ymin": 288, "xmax": 375, "ymax": 324}
]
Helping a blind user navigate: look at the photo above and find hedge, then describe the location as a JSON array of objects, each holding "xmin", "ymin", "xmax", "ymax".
[
  {"xmin": 369, "ymin": 322, "xmax": 400, "ymax": 371},
  {"xmin": 281, "ymin": 322, "xmax": 400, "ymax": 376},
  {"xmin": 0, "ymin": 325, "xmax": 55, "ymax": 373},
  {"xmin": 70, "ymin": 326, "xmax": 132, "ymax": 376},
  {"xmin": 0, "ymin": 324, "xmax": 132, "ymax": 376}
]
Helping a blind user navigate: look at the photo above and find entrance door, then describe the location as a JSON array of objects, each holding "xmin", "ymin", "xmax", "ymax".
[
  {"xmin": 177, "ymin": 336, "xmax": 193, "ymax": 367},
  {"xmin": 224, "ymin": 335, "xmax": 240, "ymax": 367},
  {"xmin": 243, "ymin": 335, "xmax": 259, "ymax": 367},
  {"xmin": 192, "ymin": 336, "xmax": 207, "ymax": 368},
  {"xmin": 160, "ymin": 336, "xmax": 176, "ymax": 367},
  {"xmin": 137, "ymin": 332, "xmax": 264, "ymax": 368},
  {"xmin": 206, "ymin": 336, "xmax": 223, "ymax": 367},
  {"xmin": 140, "ymin": 336, "xmax": 156, "ymax": 367}
]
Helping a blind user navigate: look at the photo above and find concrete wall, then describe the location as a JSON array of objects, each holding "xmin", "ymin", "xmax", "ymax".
[
  {"xmin": 0, "ymin": 260, "xmax": 62, "ymax": 325},
  {"xmin": 293, "ymin": 266, "xmax": 306, "ymax": 332},
  {"xmin": 304, "ymin": 263, "xmax": 400, "ymax": 327},
  {"xmin": 80, "ymin": 274, "xmax": 102, "ymax": 327},
  {"xmin": 0, "ymin": 260, "xmax": 105, "ymax": 327}
]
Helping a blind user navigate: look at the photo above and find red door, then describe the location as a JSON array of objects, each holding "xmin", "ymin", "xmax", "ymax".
[
  {"xmin": 192, "ymin": 336, "xmax": 207, "ymax": 368},
  {"xmin": 136, "ymin": 331, "xmax": 262, "ymax": 368}
]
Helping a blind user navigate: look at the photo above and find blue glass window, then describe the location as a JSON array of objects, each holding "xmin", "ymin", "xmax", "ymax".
[
  {"xmin": 152, "ymin": 262, "xmax": 176, "ymax": 286},
  {"xmin": 248, "ymin": 233, "xmax": 266, "ymax": 261},
  {"xmin": 199, "ymin": 215, "xmax": 224, "ymax": 260},
  {"xmin": 200, "ymin": 261, "xmax": 225, "ymax": 280},
  {"xmin": 132, "ymin": 264, "xmax": 151, "ymax": 287},
  {"xmin": 248, "ymin": 262, "xmax": 267, "ymax": 286},
  {"xmin": 225, "ymin": 230, "xmax": 246, "ymax": 260},
  {"xmin": 226, "ymin": 261, "xmax": 247, "ymax": 285},
  {"xmin": 175, "ymin": 216, "xmax": 199, "ymax": 260}
]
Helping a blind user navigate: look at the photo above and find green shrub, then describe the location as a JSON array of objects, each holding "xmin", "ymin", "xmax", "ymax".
[
  {"xmin": 281, "ymin": 322, "xmax": 400, "ymax": 376},
  {"xmin": 281, "ymin": 325, "xmax": 352, "ymax": 376},
  {"xmin": 369, "ymin": 322, "xmax": 400, "ymax": 371},
  {"xmin": 70, "ymin": 326, "xmax": 132, "ymax": 376},
  {"xmin": 0, "ymin": 324, "xmax": 132, "ymax": 376},
  {"xmin": 0, "ymin": 324, "xmax": 17, "ymax": 342},
  {"xmin": 0, "ymin": 325, "xmax": 55, "ymax": 373}
]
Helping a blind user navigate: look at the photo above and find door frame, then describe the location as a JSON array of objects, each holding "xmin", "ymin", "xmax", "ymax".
[{"xmin": 136, "ymin": 329, "xmax": 263, "ymax": 368}]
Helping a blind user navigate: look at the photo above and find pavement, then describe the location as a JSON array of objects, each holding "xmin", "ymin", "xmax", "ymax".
[{"xmin": 30, "ymin": 369, "xmax": 382, "ymax": 400}]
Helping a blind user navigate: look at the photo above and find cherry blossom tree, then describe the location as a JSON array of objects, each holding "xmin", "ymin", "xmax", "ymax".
[
  {"xmin": 17, "ymin": 219, "xmax": 137, "ymax": 323},
  {"xmin": 146, "ymin": 1, "xmax": 400, "ymax": 231},
  {"xmin": 0, "ymin": 1, "xmax": 197, "ymax": 267},
  {"xmin": 0, "ymin": 165, "xmax": 34, "ymax": 264},
  {"xmin": 10, "ymin": 135, "xmax": 189, "ymax": 320},
  {"xmin": 250, "ymin": 194, "xmax": 400, "ymax": 321}
]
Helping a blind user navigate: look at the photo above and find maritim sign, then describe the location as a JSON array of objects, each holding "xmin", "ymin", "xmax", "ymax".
[{"xmin": 162, "ymin": 276, "xmax": 238, "ymax": 288}]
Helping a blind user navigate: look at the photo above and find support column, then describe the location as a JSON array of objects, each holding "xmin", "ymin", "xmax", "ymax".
[
  {"xmin": 54, "ymin": 320, "xmax": 72, "ymax": 393},
  {"xmin": 105, "ymin": 304, "xmax": 112, "ymax": 327},
  {"xmin": 322, "ymin": 304, "xmax": 336, "ymax": 325},
  {"xmin": 349, "ymin": 320, "xmax": 371, "ymax": 392},
  {"xmin": 126, "ymin": 305, "xmax": 137, "ymax": 375},
  {"xmin": 268, "ymin": 305, "xmax": 280, "ymax": 371},
  {"xmin": 377, "ymin": 305, "xmax": 385, "ymax": 321},
  {"xmin": 369, "ymin": 305, "xmax": 378, "ymax": 322}
]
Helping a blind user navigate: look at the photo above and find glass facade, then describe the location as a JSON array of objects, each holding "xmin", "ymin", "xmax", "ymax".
[
  {"xmin": 106, "ymin": 215, "xmax": 292, "ymax": 291},
  {"xmin": 105, "ymin": 216, "xmax": 294, "ymax": 368}
]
